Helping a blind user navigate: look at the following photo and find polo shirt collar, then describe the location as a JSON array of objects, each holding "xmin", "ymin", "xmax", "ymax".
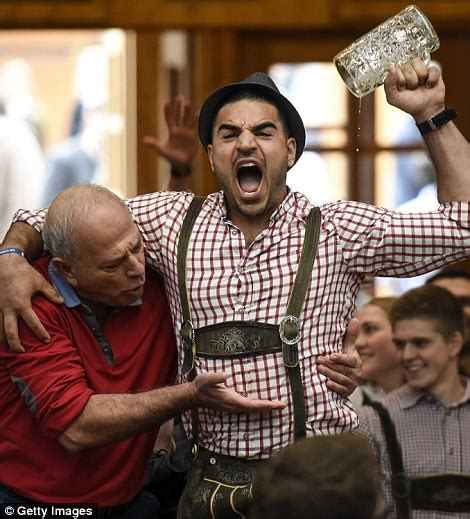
[{"xmin": 48, "ymin": 262, "xmax": 81, "ymax": 309}]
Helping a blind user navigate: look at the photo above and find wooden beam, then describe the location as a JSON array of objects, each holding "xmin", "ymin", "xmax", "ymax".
[{"xmin": 136, "ymin": 30, "xmax": 160, "ymax": 195}]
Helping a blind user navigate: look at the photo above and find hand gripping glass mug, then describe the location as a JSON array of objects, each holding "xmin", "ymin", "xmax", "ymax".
[{"xmin": 334, "ymin": 5, "xmax": 440, "ymax": 98}]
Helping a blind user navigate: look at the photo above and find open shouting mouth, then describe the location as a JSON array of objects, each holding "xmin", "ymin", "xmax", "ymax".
[{"xmin": 237, "ymin": 161, "xmax": 263, "ymax": 195}]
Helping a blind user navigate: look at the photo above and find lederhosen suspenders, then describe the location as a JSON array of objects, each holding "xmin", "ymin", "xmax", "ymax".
[
  {"xmin": 369, "ymin": 401, "xmax": 470, "ymax": 517},
  {"xmin": 177, "ymin": 196, "xmax": 321, "ymax": 446}
]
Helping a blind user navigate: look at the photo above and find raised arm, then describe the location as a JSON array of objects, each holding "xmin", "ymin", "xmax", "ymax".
[
  {"xmin": 143, "ymin": 94, "xmax": 198, "ymax": 192},
  {"xmin": 384, "ymin": 58, "xmax": 470, "ymax": 202}
]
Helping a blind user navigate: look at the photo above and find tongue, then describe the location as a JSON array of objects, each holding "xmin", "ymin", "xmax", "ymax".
[{"xmin": 238, "ymin": 168, "xmax": 261, "ymax": 193}]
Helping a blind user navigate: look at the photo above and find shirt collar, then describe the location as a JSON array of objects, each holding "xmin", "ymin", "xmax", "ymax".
[
  {"xmin": 275, "ymin": 188, "xmax": 311, "ymax": 223},
  {"xmin": 48, "ymin": 261, "xmax": 81, "ymax": 308},
  {"xmin": 399, "ymin": 377, "xmax": 470, "ymax": 409},
  {"xmin": 48, "ymin": 261, "xmax": 142, "ymax": 309}
]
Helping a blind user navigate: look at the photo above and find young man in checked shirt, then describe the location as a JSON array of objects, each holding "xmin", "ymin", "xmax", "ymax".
[
  {"xmin": 357, "ymin": 285, "xmax": 470, "ymax": 518},
  {"xmin": 1, "ymin": 56, "xmax": 470, "ymax": 518}
]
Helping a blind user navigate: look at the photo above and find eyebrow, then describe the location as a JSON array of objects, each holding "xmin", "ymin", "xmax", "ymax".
[
  {"xmin": 216, "ymin": 121, "xmax": 278, "ymax": 134},
  {"xmin": 393, "ymin": 335, "xmax": 430, "ymax": 344},
  {"xmin": 101, "ymin": 232, "xmax": 142, "ymax": 267},
  {"xmin": 362, "ymin": 320, "xmax": 378, "ymax": 326},
  {"xmin": 252, "ymin": 121, "xmax": 278, "ymax": 132}
]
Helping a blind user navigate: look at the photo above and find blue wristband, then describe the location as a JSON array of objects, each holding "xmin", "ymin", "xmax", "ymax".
[{"xmin": 0, "ymin": 247, "xmax": 25, "ymax": 257}]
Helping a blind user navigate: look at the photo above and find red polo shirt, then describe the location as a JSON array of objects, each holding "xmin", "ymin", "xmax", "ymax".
[{"xmin": 0, "ymin": 255, "xmax": 177, "ymax": 506}]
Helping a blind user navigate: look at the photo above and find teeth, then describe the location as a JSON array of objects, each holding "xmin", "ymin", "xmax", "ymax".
[
  {"xmin": 406, "ymin": 365, "xmax": 422, "ymax": 372},
  {"xmin": 239, "ymin": 162, "xmax": 256, "ymax": 168}
]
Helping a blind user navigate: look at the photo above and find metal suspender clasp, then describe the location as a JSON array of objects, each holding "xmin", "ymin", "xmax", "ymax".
[
  {"xmin": 181, "ymin": 320, "xmax": 196, "ymax": 376},
  {"xmin": 279, "ymin": 315, "xmax": 301, "ymax": 367},
  {"xmin": 191, "ymin": 442, "xmax": 199, "ymax": 460}
]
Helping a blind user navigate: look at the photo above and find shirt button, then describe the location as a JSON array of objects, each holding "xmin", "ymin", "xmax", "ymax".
[
  {"xmin": 241, "ymin": 391, "xmax": 248, "ymax": 397},
  {"xmin": 243, "ymin": 433, "xmax": 250, "ymax": 440},
  {"xmin": 231, "ymin": 230, "xmax": 237, "ymax": 236}
]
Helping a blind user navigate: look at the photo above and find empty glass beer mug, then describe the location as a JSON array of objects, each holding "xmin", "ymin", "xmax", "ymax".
[{"xmin": 333, "ymin": 5, "xmax": 440, "ymax": 98}]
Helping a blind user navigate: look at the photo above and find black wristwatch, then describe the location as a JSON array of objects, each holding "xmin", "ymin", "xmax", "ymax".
[
  {"xmin": 416, "ymin": 107, "xmax": 457, "ymax": 136},
  {"xmin": 170, "ymin": 164, "xmax": 192, "ymax": 178}
]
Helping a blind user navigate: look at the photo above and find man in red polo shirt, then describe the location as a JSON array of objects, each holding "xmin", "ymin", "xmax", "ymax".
[{"xmin": 0, "ymin": 184, "xmax": 285, "ymax": 515}]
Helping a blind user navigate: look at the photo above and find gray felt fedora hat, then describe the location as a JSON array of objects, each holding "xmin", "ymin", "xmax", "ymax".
[{"xmin": 198, "ymin": 72, "xmax": 306, "ymax": 164}]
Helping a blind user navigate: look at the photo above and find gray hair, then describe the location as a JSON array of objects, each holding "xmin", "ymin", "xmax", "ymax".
[{"xmin": 43, "ymin": 184, "xmax": 130, "ymax": 260}]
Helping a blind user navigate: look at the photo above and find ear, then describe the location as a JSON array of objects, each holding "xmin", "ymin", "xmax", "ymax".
[
  {"xmin": 286, "ymin": 137, "xmax": 297, "ymax": 169},
  {"xmin": 207, "ymin": 144, "xmax": 215, "ymax": 173},
  {"xmin": 51, "ymin": 257, "xmax": 79, "ymax": 287},
  {"xmin": 448, "ymin": 330, "xmax": 464, "ymax": 358}
]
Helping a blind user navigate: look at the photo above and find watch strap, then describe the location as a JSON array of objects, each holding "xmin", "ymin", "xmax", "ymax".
[
  {"xmin": 416, "ymin": 107, "xmax": 457, "ymax": 136},
  {"xmin": 170, "ymin": 164, "xmax": 192, "ymax": 178},
  {"xmin": 0, "ymin": 247, "xmax": 25, "ymax": 257}
]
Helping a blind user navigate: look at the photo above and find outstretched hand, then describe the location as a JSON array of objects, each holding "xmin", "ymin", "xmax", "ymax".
[
  {"xmin": 191, "ymin": 372, "xmax": 286, "ymax": 413},
  {"xmin": 0, "ymin": 255, "xmax": 62, "ymax": 352},
  {"xmin": 384, "ymin": 57, "xmax": 445, "ymax": 122},
  {"xmin": 316, "ymin": 317, "xmax": 362, "ymax": 397},
  {"xmin": 143, "ymin": 94, "xmax": 199, "ymax": 169}
]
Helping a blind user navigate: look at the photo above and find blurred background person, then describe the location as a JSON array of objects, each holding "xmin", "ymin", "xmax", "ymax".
[
  {"xmin": 42, "ymin": 97, "xmax": 108, "ymax": 205},
  {"xmin": 0, "ymin": 58, "xmax": 45, "ymax": 148},
  {"xmin": 42, "ymin": 44, "xmax": 109, "ymax": 205},
  {"xmin": 427, "ymin": 267, "xmax": 470, "ymax": 376},
  {"xmin": 67, "ymin": 43, "xmax": 108, "ymax": 138},
  {"xmin": 0, "ymin": 94, "xmax": 45, "ymax": 239},
  {"xmin": 350, "ymin": 297, "xmax": 405, "ymax": 408}
]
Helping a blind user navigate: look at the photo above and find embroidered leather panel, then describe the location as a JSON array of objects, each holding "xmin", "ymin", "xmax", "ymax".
[{"xmin": 195, "ymin": 321, "xmax": 282, "ymax": 358}]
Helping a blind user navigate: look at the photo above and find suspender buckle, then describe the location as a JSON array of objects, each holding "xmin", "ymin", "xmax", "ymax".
[
  {"xmin": 181, "ymin": 320, "xmax": 196, "ymax": 376},
  {"xmin": 280, "ymin": 315, "xmax": 301, "ymax": 367},
  {"xmin": 279, "ymin": 315, "xmax": 301, "ymax": 345}
]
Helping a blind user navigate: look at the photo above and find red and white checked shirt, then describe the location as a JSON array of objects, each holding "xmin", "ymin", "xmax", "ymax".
[
  {"xmin": 358, "ymin": 380, "xmax": 470, "ymax": 519},
  {"xmin": 14, "ymin": 190, "xmax": 470, "ymax": 459}
]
